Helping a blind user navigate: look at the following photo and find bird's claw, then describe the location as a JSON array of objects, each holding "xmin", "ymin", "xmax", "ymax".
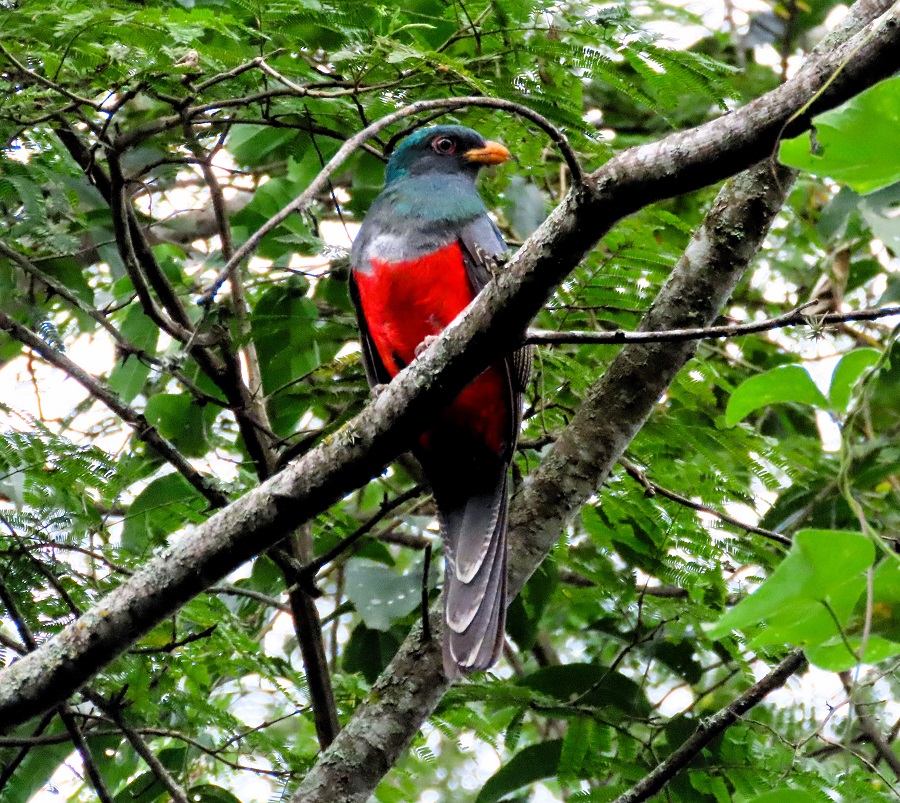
[
  {"xmin": 415, "ymin": 335, "xmax": 439, "ymax": 358},
  {"xmin": 370, "ymin": 383, "xmax": 388, "ymax": 399}
]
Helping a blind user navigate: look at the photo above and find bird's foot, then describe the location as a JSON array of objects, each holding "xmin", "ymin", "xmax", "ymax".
[
  {"xmin": 370, "ymin": 383, "xmax": 388, "ymax": 399},
  {"xmin": 415, "ymin": 335, "xmax": 439, "ymax": 358}
]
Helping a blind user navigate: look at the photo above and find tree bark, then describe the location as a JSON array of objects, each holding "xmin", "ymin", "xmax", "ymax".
[{"xmin": 0, "ymin": 0, "xmax": 895, "ymax": 747}]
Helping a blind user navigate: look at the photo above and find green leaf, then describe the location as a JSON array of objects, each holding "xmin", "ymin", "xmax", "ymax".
[
  {"xmin": 121, "ymin": 473, "xmax": 209, "ymax": 553},
  {"xmin": 187, "ymin": 785, "xmax": 244, "ymax": 803},
  {"xmin": 144, "ymin": 393, "xmax": 218, "ymax": 457},
  {"xmin": 476, "ymin": 740, "xmax": 563, "ymax": 803},
  {"xmin": 746, "ymin": 791, "xmax": 827, "ymax": 803},
  {"xmin": 107, "ymin": 306, "xmax": 159, "ymax": 403},
  {"xmin": 725, "ymin": 365, "xmax": 828, "ymax": 426},
  {"xmin": 343, "ymin": 622, "xmax": 402, "ymax": 683},
  {"xmin": 344, "ymin": 557, "xmax": 430, "ymax": 630},
  {"xmin": 558, "ymin": 717, "xmax": 592, "ymax": 779},
  {"xmin": 829, "ymin": 348, "xmax": 880, "ymax": 412},
  {"xmin": 708, "ymin": 530, "xmax": 874, "ymax": 648},
  {"xmin": 779, "ymin": 75, "xmax": 900, "ymax": 194}
]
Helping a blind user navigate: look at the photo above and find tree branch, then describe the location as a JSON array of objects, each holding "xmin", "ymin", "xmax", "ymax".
[
  {"xmin": 611, "ymin": 650, "xmax": 807, "ymax": 803},
  {"xmin": 526, "ymin": 304, "xmax": 900, "ymax": 345},
  {"xmin": 197, "ymin": 95, "xmax": 582, "ymax": 305},
  {"xmin": 0, "ymin": 0, "xmax": 895, "ymax": 739},
  {"xmin": 84, "ymin": 690, "xmax": 191, "ymax": 803},
  {"xmin": 619, "ymin": 458, "xmax": 792, "ymax": 547},
  {"xmin": 839, "ymin": 670, "xmax": 900, "ymax": 780},
  {"xmin": 0, "ymin": 311, "xmax": 228, "ymax": 508}
]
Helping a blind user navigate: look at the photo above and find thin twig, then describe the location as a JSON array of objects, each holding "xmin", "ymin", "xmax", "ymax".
[
  {"xmin": 839, "ymin": 670, "xmax": 900, "ymax": 780},
  {"xmin": 303, "ymin": 484, "xmax": 426, "ymax": 578},
  {"xmin": 83, "ymin": 690, "xmax": 191, "ymax": 803},
  {"xmin": 0, "ymin": 242, "xmax": 225, "ymax": 407},
  {"xmin": 0, "ymin": 311, "xmax": 228, "ymax": 508},
  {"xmin": 209, "ymin": 584, "xmax": 292, "ymax": 613},
  {"xmin": 527, "ymin": 304, "xmax": 900, "ymax": 346},
  {"xmin": 0, "ymin": 41, "xmax": 99, "ymax": 107},
  {"xmin": 57, "ymin": 707, "xmax": 116, "ymax": 803},
  {"xmin": 610, "ymin": 650, "xmax": 806, "ymax": 803},
  {"xmin": 620, "ymin": 458, "xmax": 791, "ymax": 547}
]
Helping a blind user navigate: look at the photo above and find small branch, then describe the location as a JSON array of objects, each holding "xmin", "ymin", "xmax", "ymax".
[
  {"xmin": 0, "ymin": 574, "xmax": 37, "ymax": 650},
  {"xmin": 209, "ymin": 584, "xmax": 291, "ymax": 612},
  {"xmin": 0, "ymin": 41, "xmax": 99, "ymax": 108},
  {"xmin": 527, "ymin": 304, "xmax": 900, "ymax": 346},
  {"xmin": 198, "ymin": 95, "xmax": 582, "ymax": 304},
  {"xmin": 620, "ymin": 458, "xmax": 791, "ymax": 547},
  {"xmin": 0, "ymin": 311, "xmax": 228, "ymax": 508},
  {"xmin": 0, "ymin": 242, "xmax": 224, "ymax": 407},
  {"xmin": 83, "ymin": 690, "xmax": 191, "ymax": 803},
  {"xmin": 610, "ymin": 650, "xmax": 806, "ymax": 803},
  {"xmin": 303, "ymin": 484, "xmax": 426, "ymax": 578},
  {"xmin": 103, "ymin": 152, "xmax": 202, "ymax": 344},
  {"xmin": 839, "ymin": 670, "xmax": 900, "ymax": 780},
  {"xmin": 57, "ymin": 706, "xmax": 116, "ymax": 803},
  {"xmin": 130, "ymin": 624, "xmax": 217, "ymax": 654},
  {"xmin": 420, "ymin": 543, "xmax": 433, "ymax": 644},
  {"xmin": 270, "ymin": 529, "xmax": 340, "ymax": 749}
]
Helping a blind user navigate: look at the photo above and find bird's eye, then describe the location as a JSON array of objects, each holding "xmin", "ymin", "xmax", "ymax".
[{"xmin": 432, "ymin": 137, "xmax": 456, "ymax": 155}]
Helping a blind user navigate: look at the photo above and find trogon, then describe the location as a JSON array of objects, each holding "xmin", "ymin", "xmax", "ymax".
[{"xmin": 349, "ymin": 125, "xmax": 529, "ymax": 677}]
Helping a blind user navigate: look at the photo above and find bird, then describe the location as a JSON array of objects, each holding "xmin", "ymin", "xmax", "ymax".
[{"xmin": 349, "ymin": 125, "xmax": 529, "ymax": 677}]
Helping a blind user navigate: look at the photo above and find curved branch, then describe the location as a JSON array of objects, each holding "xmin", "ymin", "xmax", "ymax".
[
  {"xmin": 611, "ymin": 650, "xmax": 807, "ymax": 803},
  {"xmin": 527, "ymin": 304, "xmax": 900, "ymax": 345},
  {"xmin": 0, "ymin": 0, "xmax": 896, "ymax": 739},
  {"xmin": 197, "ymin": 96, "xmax": 583, "ymax": 304}
]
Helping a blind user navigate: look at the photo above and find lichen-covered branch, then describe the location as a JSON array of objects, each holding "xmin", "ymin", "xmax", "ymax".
[{"xmin": 0, "ymin": 0, "xmax": 895, "ymax": 739}]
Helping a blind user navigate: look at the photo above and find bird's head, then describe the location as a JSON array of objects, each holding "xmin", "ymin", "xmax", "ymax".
[{"xmin": 384, "ymin": 125, "xmax": 510, "ymax": 185}]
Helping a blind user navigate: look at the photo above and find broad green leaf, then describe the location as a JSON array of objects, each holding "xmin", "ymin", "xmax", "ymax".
[
  {"xmin": 476, "ymin": 740, "xmax": 563, "ymax": 803},
  {"xmin": 121, "ymin": 472, "xmax": 209, "ymax": 553},
  {"xmin": 860, "ymin": 180, "xmax": 900, "ymax": 253},
  {"xmin": 344, "ymin": 557, "xmax": 430, "ymax": 630},
  {"xmin": 806, "ymin": 635, "xmax": 900, "ymax": 671},
  {"xmin": 708, "ymin": 530, "xmax": 874, "ymax": 646},
  {"xmin": 779, "ymin": 75, "xmax": 900, "ymax": 194},
  {"xmin": 343, "ymin": 622, "xmax": 402, "ymax": 683},
  {"xmin": 829, "ymin": 348, "xmax": 880, "ymax": 412},
  {"xmin": 725, "ymin": 365, "xmax": 828, "ymax": 426},
  {"xmin": 746, "ymin": 791, "xmax": 823, "ymax": 803},
  {"xmin": 107, "ymin": 306, "xmax": 159, "ymax": 403},
  {"xmin": 144, "ymin": 393, "xmax": 218, "ymax": 457},
  {"xmin": 187, "ymin": 786, "xmax": 244, "ymax": 803}
]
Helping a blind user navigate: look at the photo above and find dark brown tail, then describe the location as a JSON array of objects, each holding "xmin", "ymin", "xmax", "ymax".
[{"xmin": 439, "ymin": 473, "xmax": 509, "ymax": 677}]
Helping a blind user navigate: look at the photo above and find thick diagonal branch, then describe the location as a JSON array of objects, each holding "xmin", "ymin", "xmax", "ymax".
[
  {"xmin": 611, "ymin": 650, "xmax": 807, "ymax": 803},
  {"xmin": 0, "ymin": 0, "xmax": 895, "ymax": 735}
]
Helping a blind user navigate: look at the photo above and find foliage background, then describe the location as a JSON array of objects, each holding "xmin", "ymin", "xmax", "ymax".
[{"xmin": 1, "ymin": 0, "xmax": 899, "ymax": 801}]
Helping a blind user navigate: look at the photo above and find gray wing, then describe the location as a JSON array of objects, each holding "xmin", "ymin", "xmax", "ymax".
[{"xmin": 458, "ymin": 216, "xmax": 531, "ymax": 454}]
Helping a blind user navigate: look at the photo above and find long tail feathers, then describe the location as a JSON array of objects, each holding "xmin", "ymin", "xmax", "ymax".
[{"xmin": 440, "ymin": 473, "xmax": 509, "ymax": 678}]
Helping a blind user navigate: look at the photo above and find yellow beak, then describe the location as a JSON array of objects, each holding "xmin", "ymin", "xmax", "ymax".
[{"xmin": 464, "ymin": 141, "xmax": 511, "ymax": 165}]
